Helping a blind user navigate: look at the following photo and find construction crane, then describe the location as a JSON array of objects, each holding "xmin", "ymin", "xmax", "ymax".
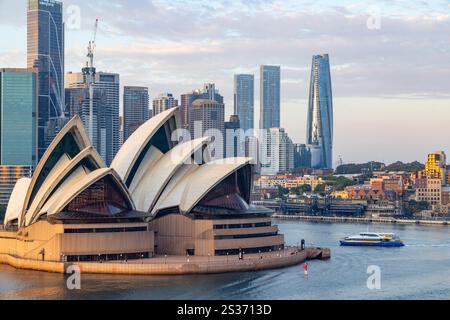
[
  {"xmin": 85, "ymin": 19, "xmax": 99, "ymax": 143},
  {"xmin": 87, "ymin": 18, "xmax": 99, "ymax": 70}
]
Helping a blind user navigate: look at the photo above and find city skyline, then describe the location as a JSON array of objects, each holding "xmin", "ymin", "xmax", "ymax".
[{"xmin": 1, "ymin": 0, "xmax": 449, "ymax": 165}]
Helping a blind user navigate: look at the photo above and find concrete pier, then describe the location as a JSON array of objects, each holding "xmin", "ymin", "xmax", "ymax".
[{"xmin": 0, "ymin": 246, "xmax": 330, "ymax": 275}]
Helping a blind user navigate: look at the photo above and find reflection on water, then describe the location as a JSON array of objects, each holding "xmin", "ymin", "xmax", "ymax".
[{"xmin": 0, "ymin": 220, "xmax": 449, "ymax": 300}]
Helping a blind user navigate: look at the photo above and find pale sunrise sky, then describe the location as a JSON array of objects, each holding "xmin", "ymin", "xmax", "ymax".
[{"xmin": 1, "ymin": 0, "xmax": 449, "ymax": 166}]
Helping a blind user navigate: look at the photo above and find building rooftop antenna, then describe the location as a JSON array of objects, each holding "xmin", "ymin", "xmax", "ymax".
[{"xmin": 86, "ymin": 19, "xmax": 99, "ymax": 142}]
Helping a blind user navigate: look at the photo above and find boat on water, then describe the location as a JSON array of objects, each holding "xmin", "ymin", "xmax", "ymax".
[{"xmin": 340, "ymin": 232, "xmax": 405, "ymax": 247}]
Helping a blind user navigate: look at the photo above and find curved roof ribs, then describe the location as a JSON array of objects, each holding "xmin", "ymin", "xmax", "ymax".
[
  {"xmin": 152, "ymin": 158, "xmax": 253, "ymax": 216},
  {"xmin": 25, "ymin": 147, "xmax": 105, "ymax": 226},
  {"xmin": 150, "ymin": 163, "xmax": 200, "ymax": 216},
  {"xmin": 111, "ymin": 107, "xmax": 180, "ymax": 187},
  {"xmin": 180, "ymin": 158, "xmax": 253, "ymax": 214},
  {"xmin": 45, "ymin": 168, "xmax": 135, "ymax": 217},
  {"xmin": 132, "ymin": 137, "xmax": 210, "ymax": 213},
  {"xmin": 20, "ymin": 116, "xmax": 91, "ymax": 227},
  {"xmin": 4, "ymin": 178, "xmax": 32, "ymax": 226}
]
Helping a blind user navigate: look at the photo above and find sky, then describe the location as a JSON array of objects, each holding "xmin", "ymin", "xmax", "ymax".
[{"xmin": 0, "ymin": 0, "xmax": 449, "ymax": 166}]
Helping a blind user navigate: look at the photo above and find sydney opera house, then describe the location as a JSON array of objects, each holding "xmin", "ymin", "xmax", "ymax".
[{"xmin": 0, "ymin": 108, "xmax": 286, "ymax": 265}]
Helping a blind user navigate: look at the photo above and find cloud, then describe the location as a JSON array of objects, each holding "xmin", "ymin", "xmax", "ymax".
[{"xmin": 1, "ymin": 0, "xmax": 450, "ymax": 163}]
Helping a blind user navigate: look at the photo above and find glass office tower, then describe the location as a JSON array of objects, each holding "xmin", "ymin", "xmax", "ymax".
[
  {"xmin": 0, "ymin": 69, "xmax": 37, "ymax": 205},
  {"xmin": 0, "ymin": 69, "xmax": 37, "ymax": 166},
  {"xmin": 260, "ymin": 66, "xmax": 280, "ymax": 130},
  {"xmin": 65, "ymin": 71, "xmax": 120, "ymax": 166},
  {"xmin": 306, "ymin": 54, "xmax": 333, "ymax": 169},
  {"xmin": 27, "ymin": 0, "xmax": 65, "ymax": 160},
  {"xmin": 124, "ymin": 86, "xmax": 150, "ymax": 141},
  {"xmin": 234, "ymin": 74, "xmax": 254, "ymax": 133}
]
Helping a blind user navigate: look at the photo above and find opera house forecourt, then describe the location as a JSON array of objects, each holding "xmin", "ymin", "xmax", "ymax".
[{"xmin": 0, "ymin": 107, "xmax": 328, "ymax": 275}]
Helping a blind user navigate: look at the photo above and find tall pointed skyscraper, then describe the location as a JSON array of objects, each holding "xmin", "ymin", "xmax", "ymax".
[
  {"xmin": 306, "ymin": 54, "xmax": 334, "ymax": 169},
  {"xmin": 27, "ymin": 0, "xmax": 65, "ymax": 160}
]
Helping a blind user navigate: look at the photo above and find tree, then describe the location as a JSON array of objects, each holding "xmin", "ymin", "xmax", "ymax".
[
  {"xmin": 406, "ymin": 200, "xmax": 429, "ymax": 215},
  {"xmin": 314, "ymin": 184, "xmax": 326, "ymax": 193},
  {"xmin": 277, "ymin": 186, "xmax": 289, "ymax": 198},
  {"xmin": 385, "ymin": 161, "xmax": 424, "ymax": 172},
  {"xmin": 335, "ymin": 162, "xmax": 385, "ymax": 174},
  {"xmin": 293, "ymin": 184, "xmax": 312, "ymax": 195},
  {"xmin": 323, "ymin": 175, "xmax": 358, "ymax": 191}
]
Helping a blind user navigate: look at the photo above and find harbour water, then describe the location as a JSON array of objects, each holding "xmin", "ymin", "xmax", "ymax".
[{"xmin": 0, "ymin": 220, "xmax": 449, "ymax": 300}]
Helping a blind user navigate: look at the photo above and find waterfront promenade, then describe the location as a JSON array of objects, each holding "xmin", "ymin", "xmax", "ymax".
[
  {"xmin": 0, "ymin": 247, "xmax": 329, "ymax": 276},
  {"xmin": 273, "ymin": 214, "xmax": 449, "ymax": 226}
]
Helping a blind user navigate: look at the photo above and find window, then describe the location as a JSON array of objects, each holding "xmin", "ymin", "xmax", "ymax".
[
  {"xmin": 64, "ymin": 227, "xmax": 147, "ymax": 234},
  {"xmin": 215, "ymin": 232, "xmax": 278, "ymax": 240},
  {"xmin": 64, "ymin": 175, "xmax": 131, "ymax": 216}
]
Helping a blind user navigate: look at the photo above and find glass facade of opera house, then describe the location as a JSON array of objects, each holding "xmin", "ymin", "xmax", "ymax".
[{"xmin": 0, "ymin": 107, "xmax": 284, "ymax": 263}]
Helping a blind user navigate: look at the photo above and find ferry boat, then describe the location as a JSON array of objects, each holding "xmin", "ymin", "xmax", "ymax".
[{"xmin": 340, "ymin": 232, "xmax": 404, "ymax": 247}]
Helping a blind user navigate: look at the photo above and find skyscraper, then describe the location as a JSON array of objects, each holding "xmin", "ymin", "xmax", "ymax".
[
  {"xmin": 190, "ymin": 99, "xmax": 225, "ymax": 159},
  {"xmin": 306, "ymin": 54, "xmax": 333, "ymax": 169},
  {"xmin": 293, "ymin": 144, "xmax": 312, "ymax": 169},
  {"xmin": 0, "ymin": 68, "xmax": 37, "ymax": 205},
  {"xmin": 224, "ymin": 115, "xmax": 244, "ymax": 158},
  {"xmin": 234, "ymin": 74, "xmax": 254, "ymax": 133},
  {"xmin": 181, "ymin": 83, "xmax": 224, "ymax": 131},
  {"xmin": 94, "ymin": 72, "xmax": 120, "ymax": 165},
  {"xmin": 27, "ymin": 0, "xmax": 65, "ymax": 159},
  {"xmin": 65, "ymin": 71, "xmax": 120, "ymax": 165},
  {"xmin": 260, "ymin": 66, "xmax": 280, "ymax": 130},
  {"xmin": 0, "ymin": 69, "xmax": 37, "ymax": 166},
  {"xmin": 180, "ymin": 92, "xmax": 197, "ymax": 129},
  {"xmin": 124, "ymin": 86, "xmax": 150, "ymax": 141},
  {"xmin": 202, "ymin": 83, "xmax": 224, "ymax": 103},
  {"xmin": 152, "ymin": 93, "xmax": 178, "ymax": 116},
  {"xmin": 260, "ymin": 128, "xmax": 294, "ymax": 174}
]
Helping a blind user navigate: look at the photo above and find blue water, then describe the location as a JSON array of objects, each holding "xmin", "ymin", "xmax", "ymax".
[{"xmin": 0, "ymin": 220, "xmax": 449, "ymax": 300}]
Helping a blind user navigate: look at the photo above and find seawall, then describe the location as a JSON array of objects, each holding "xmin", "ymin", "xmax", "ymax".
[
  {"xmin": 0, "ymin": 247, "xmax": 329, "ymax": 275},
  {"xmin": 273, "ymin": 214, "xmax": 449, "ymax": 226}
]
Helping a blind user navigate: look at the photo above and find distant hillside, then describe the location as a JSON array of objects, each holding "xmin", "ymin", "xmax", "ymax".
[
  {"xmin": 336, "ymin": 161, "xmax": 424, "ymax": 174},
  {"xmin": 385, "ymin": 161, "xmax": 424, "ymax": 172},
  {"xmin": 335, "ymin": 162, "xmax": 385, "ymax": 174}
]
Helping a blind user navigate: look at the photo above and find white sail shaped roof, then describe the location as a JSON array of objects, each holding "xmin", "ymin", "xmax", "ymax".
[
  {"xmin": 25, "ymin": 147, "xmax": 105, "ymax": 225},
  {"xmin": 150, "ymin": 163, "xmax": 200, "ymax": 215},
  {"xmin": 111, "ymin": 107, "xmax": 179, "ymax": 185},
  {"xmin": 131, "ymin": 137, "xmax": 209, "ymax": 212},
  {"xmin": 44, "ymin": 168, "xmax": 134, "ymax": 217},
  {"xmin": 20, "ymin": 116, "xmax": 91, "ymax": 227},
  {"xmin": 128, "ymin": 146, "xmax": 164, "ymax": 194},
  {"xmin": 4, "ymin": 178, "xmax": 31, "ymax": 226},
  {"xmin": 153, "ymin": 157, "xmax": 252, "ymax": 215},
  {"xmin": 39, "ymin": 165, "xmax": 92, "ymax": 217}
]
